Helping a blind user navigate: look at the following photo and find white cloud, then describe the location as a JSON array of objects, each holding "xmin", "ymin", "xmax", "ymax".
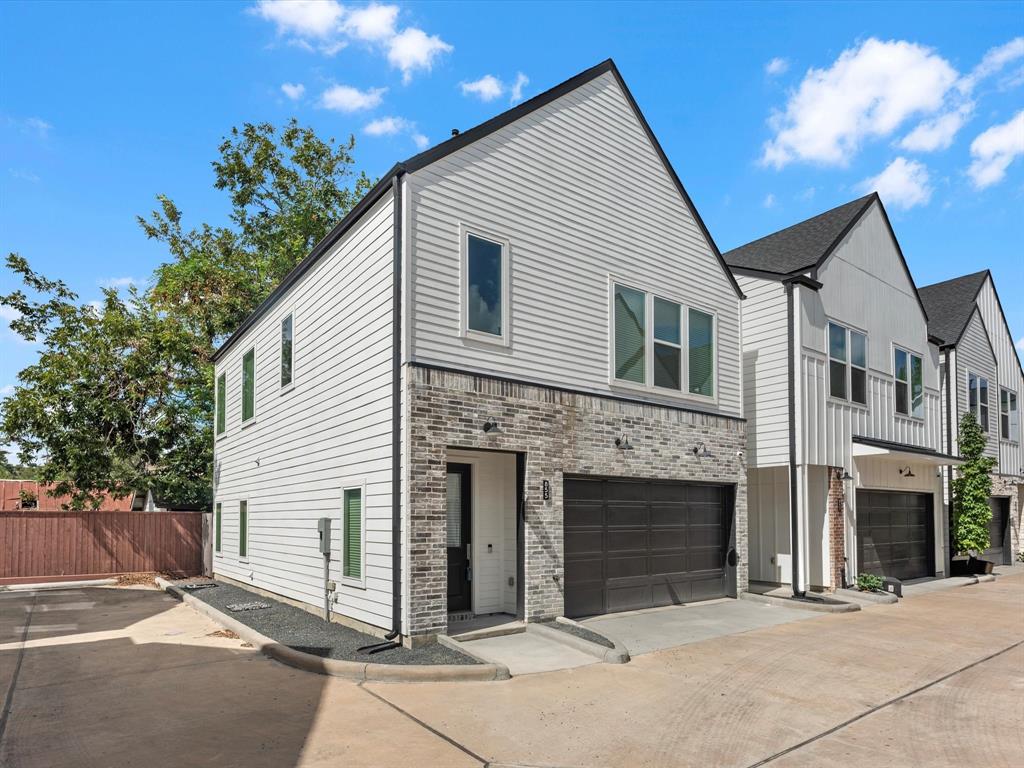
[
  {"xmin": 959, "ymin": 37, "xmax": 1024, "ymax": 94},
  {"xmin": 281, "ymin": 82, "xmax": 306, "ymax": 100},
  {"xmin": 1016, "ymin": 336, "xmax": 1024, "ymax": 352},
  {"xmin": 765, "ymin": 57, "xmax": 789, "ymax": 76},
  {"xmin": 461, "ymin": 75, "xmax": 504, "ymax": 102},
  {"xmin": 899, "ymin": 101, "xmax": 974, "ymax": 152},
  {"xmin": 762, "ymin": 193, "xmax": 776, "ymax": 208},
  {"xmin": 510, "ymin": 72, "xmax": 529, "ymax": 103},
  {"xmin": 9, "ymin": 169, "xmax": 40, "ymax": 183},
  {"xmin": 967, "ymin": 110, "xmax": 1024, "ymax": 189},
  {"xmin": 320, "ymin": 84, "xmax": 386, "ymax": 112},
  {"xmin": 762, "ymin": 38, "xmax": 958, "ymax": 168},
  {"xmin": 0, "ymin": 385, "xmax": 14, "ymax": 398},
  {"xmin": 799, "ymin": 186, "xmax": 816, "ymax": 201},
  {"xmin": 251, "ymin": 0, "xmax": 343, "ymax": 38},
  {"xmin": 343, "ymin": 2, "xmax": 398, "ymax": 41},
  {"xmin": 99, "ymin": 277, "xmax": 143, "ymax": 289},
  {"xmin": 364, "ymin": 116, "xmax": 428, "ymax": 149},
  {"xmin": 860, "ymin": 157, "xmax": 932, "ymax": 209},
  {"xmin": 387, "ymin": 28, "xmax": 452, "ymax": 83},
  {"xmin": 412, "ymin": 133, "xmax": 429, "ymax": 150}
]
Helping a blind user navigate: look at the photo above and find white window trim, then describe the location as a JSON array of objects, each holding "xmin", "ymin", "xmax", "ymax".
[
  {"xmin": 340, "ymin": 480, "xmax": 367, "ymax": 589},
  {"xmin": 1000, "ymin": 386, "xmax": 1019, "ymax": 444},
  {"xmin": 215, "ymin": 370, "xmax": 227, "ymax": 440},
  {"xmin": 459, "ymin": 224, "xmax": 511, "ymax": 348},
  {"xmin": 894, "ymin": 345, "xmax": 924, "ymax": 421},
  {"xmin": 214, "ymin": 501, "xmax": 222, "ymax": 554},
  {"xmin": 607, "ymin": 276, "xmax": 719, "ymax": 406},
  {"xmin": 240, "ymin": 346, "xmax": 257, "ymax": 428},
  {"xmin": 238, "ymin": 499, "xmax": 249, "ymax": 563},
  {"xmin": 825, "ymin": 320, "xmax": 869, "ymax": 409},
  {"xmin": 280, "ymin": 309, "xmax": 295, "ymax": 394},
  {"xmin": 968, "ymin": 369, "xmax": 991, "ymax": 433}
]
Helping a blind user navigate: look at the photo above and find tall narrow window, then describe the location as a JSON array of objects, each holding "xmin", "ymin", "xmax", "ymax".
[
  {"xmin": 238, "ymin": 500, "xmax": 248, "ymax": 559},
  {"xmin": 1001, "ymin": 388, "xmax": 1018, "ymax": 441},
  {"xmin": 466, "ymin": 234, "xmax": 504, "ymax": 338},
  {"xmin": 829, "ymin": 322, "xmax": 848, "ymax": 400},
  {"xmin": 688, "ymin": 308, "xmax": 714, "ymax": 397},
  {"xmin": 281, "ymin": 313, "xmax": 293, "ymax": 388},
  {"xmin": 894, "ymin": 349, "xmax": 909, "ymax": 415},
  {"xmin": 970, "ymin": 373, "xmax": 990, "ymax": 431},
  {"xmin": 910, "ymin": 354, "xmax": 924, "ymax": 419},
  {"xmin": 653, "ymin": 297, "xmax": 681, "ymax": 390},
  {"xmin": 343, "ymin": 487, "xmax": 363, "ymax": 582},
  {"xmin": 614, "ymin": 284, "xmax": 646, "ymax": 384},
  {"xmin": 216, "ymin": 373, "xmax": 226, "ymax": 435},
  {"xmin": 241, "ymin": 348, "xmax": 255, "ymax": 423},
  {"xmin": 850, "ymin": 330, "xmax": 867, "ymax": 405},
  {"xmin": 215, "ymin": 502, "xmax": 222, "ymax": 553}
]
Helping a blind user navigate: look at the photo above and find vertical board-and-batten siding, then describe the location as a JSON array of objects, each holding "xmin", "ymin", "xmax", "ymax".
[
  {"xmin": 406, "ymin": 71, "xmax": 742, "ymax": 418},
  {"xmin": 737, "ymin": 275, "xmax": 789, "ymax": 466},
  {"xmin": 955, "ymin": 310, "xmax": 999, "ymax": 461},
  {"xmin": 213, "ymin": 192, "xmax": 395, "ymax": 630},
  {"xmin": 975, "ymin": 278, "xmax": 1023, "ymax": 474},
  {"xmin": 799, "ymin": 200, "xmax": 941, "ymax": 467}
]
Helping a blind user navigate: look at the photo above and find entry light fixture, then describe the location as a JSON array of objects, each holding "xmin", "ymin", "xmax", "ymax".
[
  {"xmin": 615, "ymin": 435, "xmax": 633, "ymax": 450},
  {"xmin": 841, "ymin": 470, "xmax": 853, "ymax": 481},
  {"xmin": 692, "ymin": 442, "xmax": 712, "ymax": 459},
  {"xmin": 482, "ymin": 419, "xmax": 501, "ymax": 434},
  {"xmin": 898, "ymin": 466, "xmax": 915, "ymax": 478}
]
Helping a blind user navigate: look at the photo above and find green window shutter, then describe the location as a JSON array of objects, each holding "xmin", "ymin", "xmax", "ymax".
[
  {"xmin": 343, "ymin": 489, "xmax": 362, "ymax": 580},
  {"xmin": 242, "ymin": 349, "xmax": 255, "ymax": 422},
  {"xmin": 216, "ymin": 373, "xmax": 226, "ymax": 435},
  {"xmin": 281, "ymin": 314, "xmax": 293, "ymax": 388},
  {"xmin": 238, "ymin": 501, "xmax": 248, "ymax": 558},
  {"xmin": 614, "ymin": 284, "xmax": 646, "ymax": 383},
  {"xmin": 215, "ymin": 503, "xmax": 222, "ymax": 553},
  {"xmin": 688, "ymin": 309, "xmax": 714, "ymax": 397}
]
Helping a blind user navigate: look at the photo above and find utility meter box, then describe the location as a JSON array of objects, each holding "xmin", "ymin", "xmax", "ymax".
[{"xmin": 317, "ymin": 517, "xmax": 332, "ymax": 555}]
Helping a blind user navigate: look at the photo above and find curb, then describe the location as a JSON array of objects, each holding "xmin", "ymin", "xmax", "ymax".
[
  {"xmin": 156, "ymin": 578, "xmax": 508, "ymax": 683},
  {"xmin": 740, "ymin": 591, "xmax": 861, "ymax": 613},
  {"xmin": 835, "ymin": 587, "xmax": 899, "ymax": 605},
  {"xmin": 550, "ymin": 617, "xmax": 630, "ymax": 664},
  {"xmin": 0, "ymin": 578, "xmax": 118, "ymax": 593}
]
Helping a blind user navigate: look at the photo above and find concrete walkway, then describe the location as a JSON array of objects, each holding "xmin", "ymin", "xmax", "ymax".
[
  {"xmin": 458, "ymin": 630, "xmax": 599, "ymax": 675},
  {"xmin": 581, "ymin": 597, "xmax": 822, "ymax": 655},
  {"xmin": 2, "ymin": 575, "xmax": 1021, "ymax": 767}
]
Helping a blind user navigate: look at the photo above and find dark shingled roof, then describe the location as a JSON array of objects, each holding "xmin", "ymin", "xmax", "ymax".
[
  {"xmin": 918, "ymin": 270, "xmax": 989, "ymax": 346},
  {"xmin": 723, "ymin": 194, "xmax": 876, "ymax": 275}
]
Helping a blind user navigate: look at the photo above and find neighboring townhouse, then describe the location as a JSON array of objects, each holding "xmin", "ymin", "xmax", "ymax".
[
  {"xmin": 725, "ymin": 193, "xmax": 956, "ymax": 595},
  {"xmin": 210, "ymin": 60, "xmax": 748, "ymax": 645},
  {"xmin": 919, "ymin": 270, "xmax": 1023, "ymax": 565}
]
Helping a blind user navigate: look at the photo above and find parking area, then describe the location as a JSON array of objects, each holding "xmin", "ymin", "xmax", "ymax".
[{"xmin": 2, "ymin": 575, "xmax": 1022, "ymax": 767}]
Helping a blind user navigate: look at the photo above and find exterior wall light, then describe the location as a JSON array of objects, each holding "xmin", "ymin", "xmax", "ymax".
[
  {"xmin": 615, "ymin": 435, "xmax": 633, "ymax": 450},
  {"xmin": 482, "ymin": 419, "xmax": 501, "ymax": 433},
  {"xmin": 692, "ymin": 442, "xmax": 712, "ymax": 458},
  {"xmin": 841, "ymin": 470, "xmax": 853, "ymax": 481},
  {"xmin": 898, "ymin": 466, "xmax": 915, "ymax": 478}
]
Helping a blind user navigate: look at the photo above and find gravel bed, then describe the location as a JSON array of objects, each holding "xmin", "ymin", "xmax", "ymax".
[
  {"xmin": 174, "ymin": 580, "xmax": 478, "ymax": 666},
  {"xmin": 544, "ymin": 619, "xmax": 615, "ymax": 648}
]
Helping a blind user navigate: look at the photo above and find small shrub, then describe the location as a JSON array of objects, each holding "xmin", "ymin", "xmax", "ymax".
[
  {"xmin": 857, "ymin": 573, "xmax": 883, "ymax": 592},
  {"xmin": 1017, "ymin": 550, "xmax": 1023, "ymax": 564}
]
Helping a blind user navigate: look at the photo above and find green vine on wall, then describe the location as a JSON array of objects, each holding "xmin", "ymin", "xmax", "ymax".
[{"xmin": 950, "ymin": 411, "xmax": 996, "ymax": 556}]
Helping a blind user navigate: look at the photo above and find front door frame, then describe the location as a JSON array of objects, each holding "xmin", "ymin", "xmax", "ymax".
[{"xmin": 446, "ymin": 463, "xmax": 472, "ymax": 613}]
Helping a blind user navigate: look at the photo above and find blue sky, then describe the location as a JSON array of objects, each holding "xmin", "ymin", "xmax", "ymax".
[{"xmin": 2, "ymin": 0, "xmax": 1023, "ymax": 397}]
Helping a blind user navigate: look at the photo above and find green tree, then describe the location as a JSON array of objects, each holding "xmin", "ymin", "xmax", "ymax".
[{"xmin": 951, "ymin": 411, "xmax": 996, "ymax": 555}]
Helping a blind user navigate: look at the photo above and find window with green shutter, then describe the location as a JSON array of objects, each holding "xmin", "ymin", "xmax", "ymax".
[
  {"xmin": 215, "ymin": 502, "xmax": 222, "ymax": 553},
  {"xmin": 343, "ymin": 488, "xmax": 362, "ymax": 581},
  {"xmin": 216, "ymin": 373, "xmax": 226, "ymax": 435},
  {"xmin": 238, "ymin": 500, "xmax": 248, "ymax": 559},
  {"xmin": 241, "ymin": 348, "xmax": 255, "ymax": 423},
  {"xmin": 688, "ymin": 308, "xmax": 714, "ymax": 397}
]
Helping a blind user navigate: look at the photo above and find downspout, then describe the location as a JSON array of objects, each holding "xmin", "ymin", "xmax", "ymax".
[{"xmin": 785, "ymin": 281, "xmax": 804, "ymax": 598}]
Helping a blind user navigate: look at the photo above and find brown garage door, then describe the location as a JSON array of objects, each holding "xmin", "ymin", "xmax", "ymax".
[
  {"xmin": 563, "ymin": 477, "xmax": 735, "ymax": 619},
  {"xmin": 982, "ymin": 497, "xmax": 1011, "ymax": 566},
  {"xmin": 856, "ymin": 490, "xmax": 934, "ymax": 581}
]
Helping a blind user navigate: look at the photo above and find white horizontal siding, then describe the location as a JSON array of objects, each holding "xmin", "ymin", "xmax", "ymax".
[
  {"xmin": 212, "ymin": 192, "xmax": 395, "ymax": 630},
  {"xmin": 407, "ymin": 71, "xmax": 742, "ymax": 418}
]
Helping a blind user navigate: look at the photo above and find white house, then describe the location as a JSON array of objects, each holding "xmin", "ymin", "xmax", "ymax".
[
  {"xmin": 919, "ymin": 270, "xmax": 1023, "ymax": 565},
  {"xmin": 210, "ymin": 60, "xmax": 748, "ymax": 645},
  {"xmin": 725, "ymin": 194, "xmax": 956, "ymax": 594}
]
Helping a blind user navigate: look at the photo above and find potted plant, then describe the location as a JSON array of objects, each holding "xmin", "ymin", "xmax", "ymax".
[{"xmin": 950, "ymin": 412, "xmax": 996, "ymax": 575}]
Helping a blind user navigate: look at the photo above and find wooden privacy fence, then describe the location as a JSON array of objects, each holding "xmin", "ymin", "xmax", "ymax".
[{"xmin": 0, "ymin": 511, "xmax": 204, "ymax": 585}]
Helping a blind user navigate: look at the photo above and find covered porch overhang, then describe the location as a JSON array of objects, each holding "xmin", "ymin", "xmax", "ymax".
[{"xmin": 851, "ymin": 436, "xmax": 963, "ymax": 467}]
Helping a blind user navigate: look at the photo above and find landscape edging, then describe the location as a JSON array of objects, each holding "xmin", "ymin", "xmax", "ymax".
[
  {"xmin": 739, "ymin": 591, "xmax": 861, "ymax": 613},
  {"xmin": 548, "ymin": 617, "xmax": 630, "ymax": 663},
  {"xmin": 156, "ymin": 577, "xmax": 507, "ymax": 682}
]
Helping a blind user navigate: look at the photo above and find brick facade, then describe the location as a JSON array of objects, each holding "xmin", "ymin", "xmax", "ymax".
[
  {"xmin": 827, "ymin": 467, "xmax": 846, "ymax": 590},
  {"xmin": 404, "ymin": 364, "xmax": 748, "ymax": 640},
  {"xmin": 990, "ymin": 474, "xmax": 1022, "ymax": 559}
]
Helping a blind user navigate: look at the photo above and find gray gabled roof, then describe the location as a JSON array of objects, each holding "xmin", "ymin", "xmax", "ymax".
[
  {"xmin": 917, "ymin": 270, "xmax": 989, "ymax": 346},
  {"xmin": 723, "ymin": 194, "xmax": 876, "ymax": 275}
]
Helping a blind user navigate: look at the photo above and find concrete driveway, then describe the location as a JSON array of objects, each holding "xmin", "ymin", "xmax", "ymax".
[
  {"xmin": 2, "ymin": 575, "xmax": 1022, "ymax": 767},
  {"xmin": 581, "ymin": 597, "xmax": 822, "ymax": 655}
]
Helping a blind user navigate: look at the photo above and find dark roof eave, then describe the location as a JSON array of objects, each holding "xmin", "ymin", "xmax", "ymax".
[{"xmin": 852, "ymin": 435, "xmax": 961, "ymax": 463}]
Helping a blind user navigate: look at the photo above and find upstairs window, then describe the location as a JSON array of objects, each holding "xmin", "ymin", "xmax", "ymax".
[
  {"xmin": 612, "ymin": 282, "xmax": 716, "ymax": 399},
  {"xmin": 895, "ymin": 348, "xmax": 923, "ymax": 418},
  {"xmin": 828, "ymin": 322, "xmax": 866, "ymax": 405},
  {"xmin": 241, "ymin": 348, "xmax": 255, "ymax": 424},
  {"xmin": 968, "ymin": 372, "xmax": 989, "ymax": 431},
  {"xmin": 1001, "ymin": 388, "xmax": 1018, "ymax": 442},
  {"xmin": 462, "ymin": 231, "xmax": 508, "ymax": 344},
  {"xmin": 216, "ymin": 373, "xmax": 226, "ymax": 435},
  {"xmin": 281, "ymin": 313, "xmax": 293, "ymax": 388}
]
